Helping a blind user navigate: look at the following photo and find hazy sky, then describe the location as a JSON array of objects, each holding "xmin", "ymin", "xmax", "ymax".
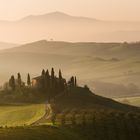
[{"xmin": 0, "ymin": 0, "xmax": 139, "ymax": 21}]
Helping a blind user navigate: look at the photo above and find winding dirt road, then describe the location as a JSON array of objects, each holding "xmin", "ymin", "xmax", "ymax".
[{"xmin": 31, "ymin": 104, "xmax": 52, "ymax": 126}]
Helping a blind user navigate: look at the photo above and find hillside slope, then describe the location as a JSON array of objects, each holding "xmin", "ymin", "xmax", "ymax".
[
  {"xmin": 0, "ymin": 40, "xmax": 140, "ymax": 97},
  {"xmin": 53, "ymin": 87, "xmax": 140, "ymax": 112},
  {"xmin": 0, "ymin": 42, "xmax": 18, "ymax": 50}
]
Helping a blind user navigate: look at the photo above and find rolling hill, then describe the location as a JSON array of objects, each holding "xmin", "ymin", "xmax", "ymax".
[
  {"xmin": 0, "ymin": 81, "xmax": 139, "ymax": 140},
  {"xmin": 0, "ymin": 86, "xmax": 139, "ymax": 128},
  {"xmin": 0, "ymin": 11, "xmax": 140, "ymax": 43},
  {"xmin": 53, "ymin": 87, "xmax": 140, "ymax": 113},
  {"xmin": 115, "ymin": 96, "xmax": 140, "ymax": 107},
  {"xmin": 0, "ymin": 42, "xmax": 18, "ymax": 50},
  {"xmin": 0, "ymin": 40, "xmax": 140, "ymax": 98}
]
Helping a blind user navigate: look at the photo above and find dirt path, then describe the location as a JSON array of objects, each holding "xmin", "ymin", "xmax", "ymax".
[{"xmin": 31, "ymin": 104, "xmax": 52, "ymax": 126}]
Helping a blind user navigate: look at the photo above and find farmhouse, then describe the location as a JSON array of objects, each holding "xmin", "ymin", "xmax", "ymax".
[{"xmin": 32, "ymin": 75, "xmax": 66, "ymax": 88}]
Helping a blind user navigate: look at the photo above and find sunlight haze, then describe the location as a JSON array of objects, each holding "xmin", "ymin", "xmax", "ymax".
[
  {"xmin": 0, "ymin": 1, "xmax": 139, "ymax": 139},
  {"xmin": 0, "ymin": 0, "xmax": 139, "ymax": 21}
]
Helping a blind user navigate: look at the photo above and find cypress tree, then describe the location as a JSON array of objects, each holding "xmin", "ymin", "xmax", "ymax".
[
  {"xmin": 17, "ymin": 73, "xmax": 22, "ymax": 87},
  {"xmin": 45, "ymin": 69, "xmax": 50, "ymax": 90},
  {"xmin": 53, "ymin": 76, "xmax": 58, "ymax": 95},
  {"xmin": 41, "ymin": 69, "xmax": 45, "ymax": 89},
  {"xmin": 59, "ymin": 69, "xmax": 65, "ymax": 92},
  {"xmin": 51, "ymin": 68, "xmax": 55, "ymax": 87},
  {"xmin": 41, "ymin": 69, "xmax": 45, "ymax": 76},
  {"xmin": 74, "ymin": 76, "xmax": 77, "ymax": 87},
  {"xmin": 59, "ymin": 69, "xmax": 62, "ymax": 80},
  {"xmin": 50, "ymin": 68, "xmax": 55, "ymax": 98},
  {"xmin": 67, "ymin": 76, "xmax": 75, "ymax": 89},
  {"xmin": 9, "ymin": 75, "xmax": 16, "ymax": 91},
  {"xmin": 51, "ymin": 68, "xmax": 55, "ymax": 79},
  {"xmin": 27, "ymin": 73, "xmax": 31, "ymax": 86},
  {"xmin": 71, "ymin": 76, "xmax": 74, "ymax": 87},
  {"xmin": 46, "ymin": 69, "xmax": 49, "ymax": 77}
]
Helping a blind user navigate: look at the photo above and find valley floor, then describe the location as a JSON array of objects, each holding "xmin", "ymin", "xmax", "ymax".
[{"xmin": 0, "ymin": 125, "xmax": 139, "ymax": 140}]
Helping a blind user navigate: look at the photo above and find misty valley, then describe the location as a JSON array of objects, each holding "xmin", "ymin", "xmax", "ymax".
[
  {"xmin": 0, "ymin": 40, "xmax": 139, "ymax": 140},
  {"xmin": 0, "ymin": 2, "xmax": 139, "ymax": 140}
]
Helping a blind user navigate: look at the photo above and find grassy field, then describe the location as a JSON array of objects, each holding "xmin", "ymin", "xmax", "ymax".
[
  {"xmin": 0, "ymin": 101, "xmax": 139, "ymax": 140},
  {"xmin": 114, "ymin": 96, "xmax": 140, "ymax": 107},
  {"xmin": 0, "ymin": 104, "xmax": 45, "ymax": 126},
  {"xmin": 0, "ymin": 122, "xmax": 139, "ymax": 140},
  {"xmin": 0, "ymin": 126, "xmax": 83, "ymax": 140}
]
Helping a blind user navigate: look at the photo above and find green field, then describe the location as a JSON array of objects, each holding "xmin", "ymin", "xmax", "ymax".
[
  {"xmin": 0, "ymin": 104, "xmax": 45, "ymax": 126},
  {"xmin": 0, "ymin": 126, "xmax": 83, "ymax": 140},
  {"xmin": 0, "ymin": 121, "xmax": 139, "ymax": 140},
  {"xmin": 0, "ymin": 102, "xmax": 139, "ymax": 140},
  {"xmin": 114, "ymin": 96, "xmax": 140, "ymax": 107}
]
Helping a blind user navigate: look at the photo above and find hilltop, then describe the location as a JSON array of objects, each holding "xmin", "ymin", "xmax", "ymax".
[
  {"xmin": 1, "ymin": 68, "xmax": 139, "ymax": 113},
  {"xmin": 20, "ymin": 11, "xmax": 97, "ymax": 22},
  {"xmin": 0, "ymin": 11, "xmax": 140, "ymax": 43}
]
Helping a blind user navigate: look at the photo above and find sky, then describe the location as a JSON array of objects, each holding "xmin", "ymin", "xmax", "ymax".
[{"xmin": 0, "ymin": 0, "xmax": 139, "ymax": 21}]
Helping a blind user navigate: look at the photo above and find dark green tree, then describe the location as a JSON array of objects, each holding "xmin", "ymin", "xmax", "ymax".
[
  {"xmin": 41, "ymin": 69, "xmax": 45, "ymax": 76},
  {"xmin": 59, "ymin": 69, "xmax": 62, "ymax": 80},
  {"xmin": 45, "ymin": 69, "xmax": 51, "ymax": 100},
  {"xmin": 41, "ymin": 69, "xmax": 45, "ymax": 89},
  {"xmin": 68, "ymin": 76, "xmax": 74, "ymax": 88},
  {"xmin": 9, "ymin": 75, "xmax": 16, "ymax": 91},
  {"xmin": 51, "ymin": 68, "xmax": 55, "ymax": 79},
  {"xmin": 27, "ymin": 73, "xmax": 31, "ymax": 86},
  {"xmin": 71, "ymin": 76, "xmax": 74, "ymax": 87},
  {"xmin": 58, "ymin": 69, "xmax": 65, "ymax": 92},
  {"xmin": 50, "ymin": 68, "xmax": 55, "ymax": 98},
  {"xmin": 45, "ymin": 69, "xmax": 50, "ymax": 89},
  {"xmin": 74, "ymin": 76, "xmax": 77, "ymax": 87},
  {"xmin": 17, "ymin": 73, "xmax": 22, "ymax": 87},
  {"xmin": 46, "ymin": 69, "xmax": 50, "ymax": 77}
]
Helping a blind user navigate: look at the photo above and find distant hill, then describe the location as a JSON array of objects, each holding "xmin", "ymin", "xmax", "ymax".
[
  {"xmin": 20, "ymin": 11, "xmax": 97, "ymax": 22},
  {"xmin": 0, "ymin": 40, "xmax": 140, "ymax": 98},
  {"xmin": 0, "ymin": 42, "xmax": 18, "ymax": 50},
  {"xmin": 0, "ymin": 11, "xmax": 140, "ymax": 43}
]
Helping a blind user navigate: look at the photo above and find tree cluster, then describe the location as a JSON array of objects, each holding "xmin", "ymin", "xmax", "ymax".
[
  {"xmin": 51, "ymin": 110, "xmax": 140, "ymax": 140},
  {"xmin": 37, "ymin": 68, "xmax": 77, "ymax": 99},
  {"xmin": 7, "ymin": 68, "xmax": 78, "ymax": 100}
]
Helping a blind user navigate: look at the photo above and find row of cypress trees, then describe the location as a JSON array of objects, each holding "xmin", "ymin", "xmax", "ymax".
[
  {"xmin": 39, "ymin": 68, "xmax": 77, "ymax": 99},
  {"xmin": 9, "ymin": 73, "xmax": 31, "ymax": 90},
  {"xmin": 8, "ymin": 68, "xmax": 77, "ymax": 94}
]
